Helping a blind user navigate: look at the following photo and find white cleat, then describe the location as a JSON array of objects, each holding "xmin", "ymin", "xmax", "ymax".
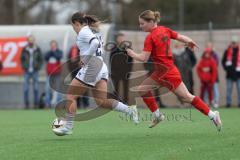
[
  {"xmin": 53, "ymin": 127, "xmax": 73, "ymax": 136},
  {"xmin": 212, "ymin": 111, "xmax": 222, "ymax": 132},
  {"xmin": 149, "ymin": 113, "xmax": 165, "ymax": 128},
  {"xmin": 129, "ymin": 105, "xmax": 139, "ymax": 124}
]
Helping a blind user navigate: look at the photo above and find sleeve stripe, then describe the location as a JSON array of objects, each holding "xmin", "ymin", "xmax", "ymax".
[{"xmin": 89, "ymin": 37, "xmax": 97, "ymax": 44}]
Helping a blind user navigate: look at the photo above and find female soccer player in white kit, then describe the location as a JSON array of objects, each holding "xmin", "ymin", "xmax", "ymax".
[{"xmin": 53, "ymin": 12, "xmax": 139, "ymax": 136}]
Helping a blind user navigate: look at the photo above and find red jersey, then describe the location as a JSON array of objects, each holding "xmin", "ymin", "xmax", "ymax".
[
  {"xmin": 143, "ymin": 26, "xmax": 178, "ymax": 69},
  {"xmin": 197, "ymin": 52, "xmax": 217, "ymax": 84}
]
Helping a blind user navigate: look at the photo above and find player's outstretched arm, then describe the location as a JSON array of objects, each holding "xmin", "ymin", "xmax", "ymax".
[
  {"xmin": 126, "ymin": 48, "xmax": 150, "ymax": 62},
  {"xmin": 177, "ymin": 34, "xmax": 199, "ymax": 50}
]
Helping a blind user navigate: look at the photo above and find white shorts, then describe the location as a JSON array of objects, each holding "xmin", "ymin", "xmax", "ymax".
[{"xmin": 75, "ymin": 62, "xmax": 108, "ymax": 87}]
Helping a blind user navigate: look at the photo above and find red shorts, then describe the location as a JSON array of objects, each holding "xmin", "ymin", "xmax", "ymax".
[{"xmin": 150, "ymin": 66, "xmax": 182, "ymax": 91}]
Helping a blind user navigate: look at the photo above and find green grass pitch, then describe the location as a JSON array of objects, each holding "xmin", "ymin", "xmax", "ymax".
[{"xmin": 0, "ymin": 108, "xmax": 239, "ymax": 160}]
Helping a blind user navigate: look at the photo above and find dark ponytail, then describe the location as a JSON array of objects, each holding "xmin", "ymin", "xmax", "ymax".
[{"xmin": 71, "ymin": 12, "xmax": 101, "ymax": 31}]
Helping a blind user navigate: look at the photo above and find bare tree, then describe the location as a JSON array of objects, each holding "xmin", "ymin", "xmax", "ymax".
[{"xmin": 0, "ymin": 0, "xmax": 43, "ymax": 24}]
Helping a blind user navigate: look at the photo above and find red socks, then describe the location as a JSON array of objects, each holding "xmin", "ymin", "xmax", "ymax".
[
  {"xmin": 191, "ymin": 96, "xmax": 210, "ymax": 115},
  {"xmin": 141, "ymin": 91, "xmax": 159, "ymax": 112},
  {"xmin": 142, "ymin": 93, "xmax": 209, "ymax": 116}
]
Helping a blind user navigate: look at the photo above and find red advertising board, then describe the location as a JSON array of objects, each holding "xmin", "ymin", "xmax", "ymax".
[{"xmin": 0, "ymin": 37, "xmax": 28, "ymax": 75}]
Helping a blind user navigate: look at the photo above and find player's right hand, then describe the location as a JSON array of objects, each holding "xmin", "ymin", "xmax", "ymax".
[{"xmin": 187, "ymin": 40, "xmax": 199, "ymax": 50}]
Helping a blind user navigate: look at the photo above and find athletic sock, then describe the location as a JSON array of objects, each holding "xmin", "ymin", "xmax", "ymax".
[
  {"xmin": 153, "ymin": 108, "xmax": 161, "ymax": 117},
  {"xmin": 65, "ymin": 113, "xmax": 74, "ymax": 130},
  {"xmin": 142, "ymin": 91, "xmax": 159, "ymax": 112},
  {"xmin": 113, "ymin": 102, "xmax": 131, "ymax": 114},
  {"xmin": 208, "ymin": 110, "xmax": 216, "ymax": 120},
  {"xmin": 191, "ymin": 96, "xmax": 210, "ymax": 116}
]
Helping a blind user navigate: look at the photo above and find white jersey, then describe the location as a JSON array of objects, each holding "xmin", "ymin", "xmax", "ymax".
[
  {"xmin": 76, "ymin": 26, "xmax": 104, "ymax": 61},
  {"xmin": 75, "ymin": 25, "xmax": 108, "ymax": 87}
]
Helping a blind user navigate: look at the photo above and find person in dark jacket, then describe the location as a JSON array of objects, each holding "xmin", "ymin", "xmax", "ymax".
[
  {"xmin": 21, "ymin": 35, "xmax": 43, "ymax": 109},
  {"xmin": 173, "ymin": 42, "xmax": 196, "ymax": 95},
  {"xmin": 143, "ymin": 57, "xmax": 168, "ymax": 108},
  {"xmin": 44, "ymin": 40, "xmax": 63, "ymax": 108},
  {"xmin": 197, "ymin": 49, "xmax": 217, "ymax": 106},
  {"xmin": 222, "ymin": 36, "xmax": 240, "ymax": 108},
  {"xmin": 0, "ymin": 59, "xmax": 3, "ymax": 71},
  {"xmin": 0, "ymin": 53, "xmax": 3, "ymax": 71},
  {"xmin": 110, "ymin": 33, "xmax": 133, "ymax": 104}
]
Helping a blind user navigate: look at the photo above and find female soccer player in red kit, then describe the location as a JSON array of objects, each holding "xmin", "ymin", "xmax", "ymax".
[{"xmin": 126, "ymin": 10, "xmax": 222, "ymax": 131}]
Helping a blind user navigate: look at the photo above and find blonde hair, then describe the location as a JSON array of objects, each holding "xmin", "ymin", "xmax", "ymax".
[{"xmin": 139, "ymin": 10, "xmax": 161, "ymax": 23}]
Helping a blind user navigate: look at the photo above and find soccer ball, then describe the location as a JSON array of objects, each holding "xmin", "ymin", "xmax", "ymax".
[{"xmin": 51, "ymin": 118, "xmax": 66, "ymax": 136}]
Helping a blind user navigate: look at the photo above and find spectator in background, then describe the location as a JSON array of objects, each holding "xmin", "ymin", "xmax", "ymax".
[
  {"xmin": 197, "ymin": 49, "xmax": 217, "ymax": 106},
  {"xmin": 68, "ymin": 44, "xmax": 89, "ymax": 108},
  {"xmin": 173, "ymin": 42, "xmax": 196, "ymax": 95},
  {"xmin": 0, "ymin": 55, "xmax": 3, "ymax": 71},
  {"xmin": 110, "ymin": 33, "xmax": 133, "ymax": 104},
  {"xmin": 144, "ymin": 57, "xmax": 167, "ymax": 108},
  {"xmin": 44, "ymin": 40, "xmax": 63, "ymax": 108},
  {"xmin": 68, "ymin": 44, "xmax": 80, "ymax": 78},
  {"xmin": 21, "ymin": 35, "xmax": 43, "ymax": 109},
  {"xmin": 205, "ymin": 42, "xmax": 220, "ymax": 108},
  {"xmin": 222, "ymin": 36, "xmax": 240, "ymax": 108},
  {"xmin": 0, "ymin": 61, "xmax": 2, "ymax": 71}
]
